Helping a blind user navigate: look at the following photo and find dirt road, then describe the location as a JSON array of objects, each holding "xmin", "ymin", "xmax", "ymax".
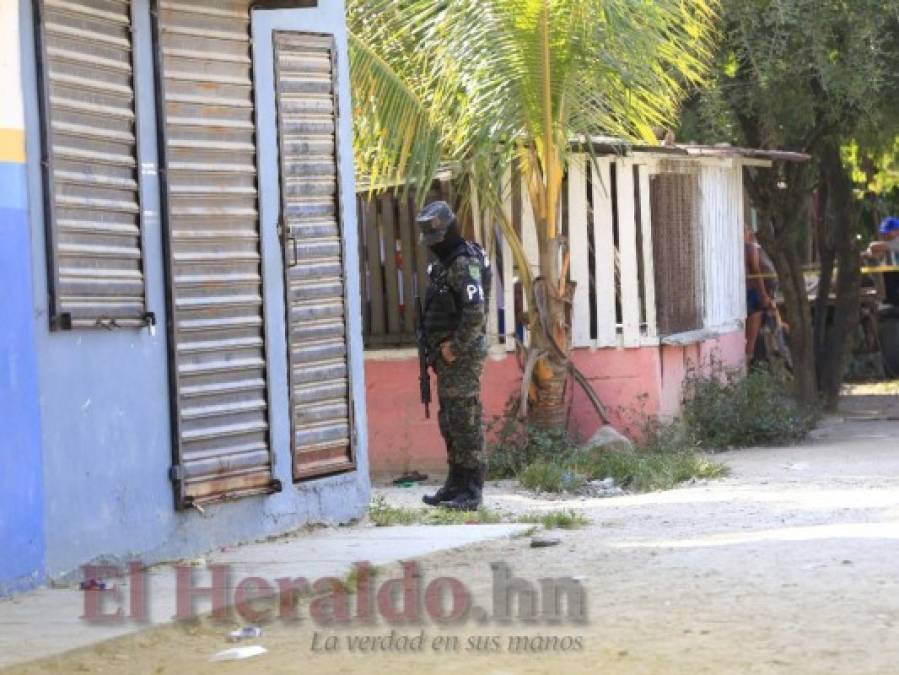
[{"xmin": 7, "ymin": 415, "xmax": 899, "ymax": 674}]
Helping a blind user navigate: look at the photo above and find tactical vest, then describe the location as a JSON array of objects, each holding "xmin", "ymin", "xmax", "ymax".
[{"xmin": 423, "ymin": 241, "xmax": 492, "ymax": 337}]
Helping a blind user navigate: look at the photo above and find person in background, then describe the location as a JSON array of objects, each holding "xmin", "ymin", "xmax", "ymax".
[
  {"xmin": 863, "ymin": 217, "xmax": 899, "ymax": 262},
  {"xmin": 863, "ymin": 217, "xmax": 899, "ymax": 306},
  {"xmin": 745, "ymin": 228, "xmax": 774, "ymax": 361}
]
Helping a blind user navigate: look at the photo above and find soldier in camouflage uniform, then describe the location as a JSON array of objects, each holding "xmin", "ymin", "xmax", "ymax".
[{"xmin": 416, "ymin": 201, "xmax": 491, "ymax": 510}]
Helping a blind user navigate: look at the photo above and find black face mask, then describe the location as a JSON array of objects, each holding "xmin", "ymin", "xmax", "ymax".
[{"xmin": 429, "ymin": 222, "xmax": 464, "ymax": 261}]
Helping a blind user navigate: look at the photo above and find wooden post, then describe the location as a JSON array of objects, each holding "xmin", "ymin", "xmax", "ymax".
[
  {"xmin": 397, "ymin": 192, "xmax": 417, "ymax": 337},
  {"xmin": 593, "ymin": 158, "xmax": 617, "ymax": 348},
  {"xmin": 365, "ymin": 198, "xmax": 385, "ymax": 338},
  {"xmin": 520, "ymin": 175, "xmax": 540, "ymax": 280},
  {"xmin": 357, "ymin": 195, "xmax": 370, "ymax": 338},
  {"xmin": 568, "ymin": 154, "xmax": 591, "ymax": 348},
  {"xmin": 638, "ymin": 165, "xmax": 657, "ymax": 340},
  {"xmin": 616, "ymin": 158, "xmax": 640, "ymax": 347},
  {"xmin": 411, "ymin": 193, "xmax": 430, "ymax": 311},
  {"xmin": 501, "ymin": 168, "xmax": 515, "ymax": 350},
  {"xmin": 379, "ymin": 194, "xmax": 401, "ymax": 337}
]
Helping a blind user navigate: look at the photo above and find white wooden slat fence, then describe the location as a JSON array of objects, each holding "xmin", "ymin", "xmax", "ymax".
[
  {"xmin": 592, "ymin": 157, "xmax": 618, "ymax": 348},
  {"xmin": 358, "ymin": 153, "xmax": 746, "ymax": 351},
  {"xmin": 567, "ymin": 155, "xmax": 591, "ymax": 347}
]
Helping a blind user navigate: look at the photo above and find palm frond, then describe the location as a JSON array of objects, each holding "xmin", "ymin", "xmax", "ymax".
[
  {"xmin": 347, "ymin": 31, "xmax": 444, "ymax": 195},
  {"xmin": 348, "ymin": 0, "xmax": 720, "ymax": 301}
]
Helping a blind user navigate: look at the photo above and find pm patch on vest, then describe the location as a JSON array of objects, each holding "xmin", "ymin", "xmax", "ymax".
[{"xmin": 461, "ymin": 262, "xmax": 485, "ymax": 305}]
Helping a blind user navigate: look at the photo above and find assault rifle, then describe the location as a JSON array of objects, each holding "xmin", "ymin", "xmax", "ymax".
[{"xmin": 414, "ymin": 293, "xmax": 431, "ymax": 418}]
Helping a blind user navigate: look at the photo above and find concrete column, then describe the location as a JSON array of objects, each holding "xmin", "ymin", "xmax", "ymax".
[{"xmin": 0, "ymin": 0, "xmax": 45, "ymax": 595}]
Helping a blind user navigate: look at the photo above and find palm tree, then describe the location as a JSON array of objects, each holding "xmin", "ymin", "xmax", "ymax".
[{"xmin": 348, "ymin": 0, "xmax": 717, "ymax": 428}]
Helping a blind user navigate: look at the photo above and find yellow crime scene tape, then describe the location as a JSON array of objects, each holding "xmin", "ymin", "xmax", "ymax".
[{"xmin": 748, "ymin": 265, "xmax": 899, "ymax": 280}]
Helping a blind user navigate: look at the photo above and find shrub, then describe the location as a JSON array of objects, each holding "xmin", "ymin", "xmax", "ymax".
[
  {"xmin": 518, "ymin": 461, "xmax": 585, "ymax": 493},
  {"xmin": 682, "ymin": 365, "xmax": 818, "ymax": 449},
  {"xmin": 570, "ymin": 438, "xmax": 728, "ymax": 492},
  {"xmin": 486, "ymin": 402, "xmax": 726, "ymax": 495},
  {"xmin": 484, "ymin": 365, "xmax": 808, "ymax": 496},
  {"xmin": 486, "ymin": 396, "xmax": 579, "ymax": 479},
  {"xmin": 368, "ymin": 496, "xmax": 504, "ymax": 526},
  {"xmin": 516, "ymin": 509, "xmax": 590, "ymax": 529}
]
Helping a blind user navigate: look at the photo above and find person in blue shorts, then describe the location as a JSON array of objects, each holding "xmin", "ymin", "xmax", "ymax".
[{"xmin": 745, "ymin": 228, "xmax": 774, "ymax": 361}]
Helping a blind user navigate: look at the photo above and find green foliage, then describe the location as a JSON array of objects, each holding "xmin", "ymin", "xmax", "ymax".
[
  {"xmin": 368, "ymin": 496, "xmax": 503, "ymax": 526},
  {"xmin": 368, "ymin": 496, "xmax": 421, "ymax": 526},
  {"xmin": 576, "ymin": 441, "xmax": 728, "ymax": 492},
  {"xmin": 679, "ymin": 0, "xmax": 899, "ymax": 409},
  {"xmin": 487, "ymin": 367, "xmax": 814, "ymax": 495},
  {"xmin": 485, "ymin": 396, "xmax": 579, "ymax": 479},
  {"xmin": 347, "ymin": 0, "xmax": 718, "ymax": 195},
  {"xmin": 518, "ymin": 461, "xmax": 586, "ymax": 493},
  {"xmin": 508, "ymin": 432, "xmax": 729, "ymax": 494},
  {"xmin": 367, "ymin": 497, "xmax": 589, "ymax": 529},
  {"xmin": 485, "ymin": 396, "xmax": 728, "ymax": 494},
  {"xmin": 682, "ymin": 366, "xmax": 818, "ymax": 449},
  {"xmin": 681, "ymin": 0, "xmax": 899, "ymax": 150},
  {"xmin": 637, "ymin": 418, "xmax": 698, "ymax": 455},
  {"xmin": 515, "ymin": 509, "xmax": 590, "ymax": 529}
]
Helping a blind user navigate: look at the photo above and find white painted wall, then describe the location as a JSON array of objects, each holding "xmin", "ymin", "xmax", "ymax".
[{"xmin": 700, "ymin": 163, "xmax": 746, "ymax": 331}]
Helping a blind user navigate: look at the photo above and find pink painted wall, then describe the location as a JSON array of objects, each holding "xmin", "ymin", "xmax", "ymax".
[
  {"xmin": 658, "ymin": 330, "xmax": 747, "ymax": 419},
  {"xmin": 364, "ymin": 330, "xmax": 745, "ymax": 478}
]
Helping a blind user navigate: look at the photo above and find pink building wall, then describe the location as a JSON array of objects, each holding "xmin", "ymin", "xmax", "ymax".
[{"xmin": 364, "ymin": 330, "xmax": 745, "ymax": 478}]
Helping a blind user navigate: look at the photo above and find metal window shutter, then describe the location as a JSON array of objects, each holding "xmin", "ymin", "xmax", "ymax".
[
  {"xmin": 274, "ymin": 32, "xmax": 355, "ymax": 481},
  {"xmin": 154, "ymin": 1, "xmax": 278, "ymax": 507},
  {"xmin": 34, "ymin": 0, "xmax": 148, "ymax": 330}
]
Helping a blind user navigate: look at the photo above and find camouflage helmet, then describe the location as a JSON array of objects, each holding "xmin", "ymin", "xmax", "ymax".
[{"xmin": 416, "ymin": 201, "xmax": 456, "ymax": 246}]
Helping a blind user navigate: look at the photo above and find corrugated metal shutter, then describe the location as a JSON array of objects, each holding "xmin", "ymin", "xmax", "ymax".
[
  {"xmin": 650, "ymin": 170, "xmax": 704, "ymax": 336},
  {"xmin": 154, "ymin": 1, "xmax": 278, "ymax": 507},
  {"xmin": 34, "ymin": 0, "xmax": 148, "ymax": 330},
  {"xmin": 274, "ymin": 32, "xmax": 355, "ymax": 481}
]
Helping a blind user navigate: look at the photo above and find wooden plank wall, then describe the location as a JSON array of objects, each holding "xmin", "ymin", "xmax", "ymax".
[{"xmin": 357, "ymin": 188, "xmax": 429, "ymax": 347}]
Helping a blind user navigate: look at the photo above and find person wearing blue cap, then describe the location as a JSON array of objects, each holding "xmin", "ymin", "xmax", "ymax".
[{"xmin": 864, "ymin": 217, "xmax": 899, "ymax": 261}]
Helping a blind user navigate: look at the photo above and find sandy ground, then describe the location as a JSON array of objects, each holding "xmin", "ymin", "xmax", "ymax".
[{"xmin": 5, "ymin": 407, "xmax": 899, "ymax": 674}]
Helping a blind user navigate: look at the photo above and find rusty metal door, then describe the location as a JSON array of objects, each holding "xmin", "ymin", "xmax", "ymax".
[
  {"xmin": 152, "ymin": 0, "xmax": 279, "ymax": 508},
  {"xmin": 272, "ymin": 31, "xmax": 356, "ymax": 481}
]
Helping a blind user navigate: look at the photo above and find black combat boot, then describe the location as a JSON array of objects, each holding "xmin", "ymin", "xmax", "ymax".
[
  {"xmin": 440, "ymin": 464, "xmax": 485, "ymax": 511},
  {"xmin": 422, "ymin": 463, "xmax": 462, "ymax": 506}
]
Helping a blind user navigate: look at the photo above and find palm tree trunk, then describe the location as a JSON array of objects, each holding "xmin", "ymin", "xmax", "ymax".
[{"xmin": 528, "ymin": 224, "xmax": 572, "ymax": 429}]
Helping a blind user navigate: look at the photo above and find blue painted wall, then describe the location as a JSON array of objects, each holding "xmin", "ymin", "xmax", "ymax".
[
  {"xmin": 0, "ymin": 157, "xmax": 46, "ymax": 596},
  {"xmin": 19, "ymin": 0, "xmax": 369, "ymax": 580}
]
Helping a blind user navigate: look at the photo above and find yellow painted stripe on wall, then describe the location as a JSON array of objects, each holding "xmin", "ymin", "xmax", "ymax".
[{"xmin": 0, "ymin": 128, "xmax": 26, "ymax": 163}]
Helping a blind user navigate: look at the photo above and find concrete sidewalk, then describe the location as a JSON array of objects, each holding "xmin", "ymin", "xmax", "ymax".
[{"xmin": 0, "ymin": 523, "xmax": 530, "ymax": 669}]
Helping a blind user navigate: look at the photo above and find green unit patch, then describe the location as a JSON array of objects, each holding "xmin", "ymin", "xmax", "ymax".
[{"xmin": 468, "ymin": 263, "xmax": 481, "ymax": 281}]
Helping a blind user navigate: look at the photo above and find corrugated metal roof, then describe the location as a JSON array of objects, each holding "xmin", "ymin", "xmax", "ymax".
[{"xmin": 581, "ymin": 136, "xmax": 811, "ymax": 163}]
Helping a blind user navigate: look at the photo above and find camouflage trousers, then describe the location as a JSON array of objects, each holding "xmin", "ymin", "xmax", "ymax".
[{"xmin": 433, "ymin": 349, "xmax": 486, "ymax": 470}]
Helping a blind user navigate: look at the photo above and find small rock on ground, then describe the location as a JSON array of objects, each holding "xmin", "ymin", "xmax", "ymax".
[{"xmin": 583, "ymin": 425, "xmax": 634, "ymax": 453}]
